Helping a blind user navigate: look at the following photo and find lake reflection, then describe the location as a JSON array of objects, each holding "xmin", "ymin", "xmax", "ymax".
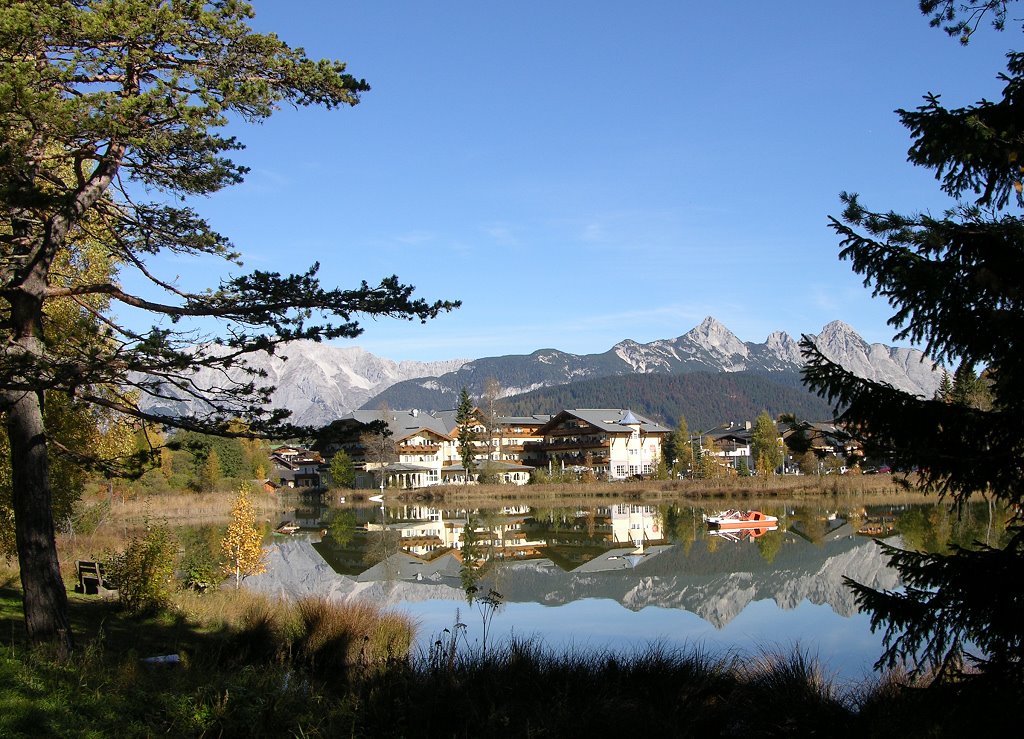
[{"xmin": 250, "ymin": 497, "xmax": 1005, "ymax": 683}]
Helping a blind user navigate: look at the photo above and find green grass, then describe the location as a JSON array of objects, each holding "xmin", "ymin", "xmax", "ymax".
[{"xmin": 0, "ymin": 585, "xmax": 1018, "ymax": 737}]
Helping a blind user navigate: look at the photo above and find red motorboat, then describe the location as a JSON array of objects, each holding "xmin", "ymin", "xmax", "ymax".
[{"xmin": 704, "ymin": 509, "xmax": 779, "ymax": 530}]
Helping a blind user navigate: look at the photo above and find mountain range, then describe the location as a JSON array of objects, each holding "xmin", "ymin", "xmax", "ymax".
[
  {"xmin": 138, "ymin": 317, "xmax": 944, "ymax": 428},
  {"xmin": 366, "ymin": 317, "xmax": 943, "ymax": 418},
  {"xmin": 137, "ymin": 345, "xmax": 467, "ymax": 427}
]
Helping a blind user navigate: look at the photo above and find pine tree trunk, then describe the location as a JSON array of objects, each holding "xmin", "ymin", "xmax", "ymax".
[{"xmin": 6, "ymin": 387, "xmax": 74, "ymax": 655}]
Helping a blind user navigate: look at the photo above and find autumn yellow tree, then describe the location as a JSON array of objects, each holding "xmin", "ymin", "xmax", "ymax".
[{"xmin": 221, "ymin": 485, "xmax": 266, "ymax": 589}]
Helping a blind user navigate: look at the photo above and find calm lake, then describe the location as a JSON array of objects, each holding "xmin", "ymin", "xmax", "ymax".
[{"xmin": 247, "ymin": 494, "xmax": 1005, "ymax": 684}]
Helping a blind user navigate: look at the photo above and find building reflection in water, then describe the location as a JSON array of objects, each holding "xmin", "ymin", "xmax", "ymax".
[{"xmin": 254, "ymin": 498, "xmax": 1012, "ymax": 680}]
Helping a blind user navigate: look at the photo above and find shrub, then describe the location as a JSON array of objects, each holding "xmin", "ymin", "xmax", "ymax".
[
  {"xmin": 106, "ymin": 520, "xmax": 177, "ymax": 615},
  {"xmin": 178, "ymin": 524, "xmax": 225, "ymax": 593}
]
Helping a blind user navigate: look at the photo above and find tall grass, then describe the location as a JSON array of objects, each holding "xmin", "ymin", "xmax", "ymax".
[
  {"xmin": 348, "ymin": 636, "xmax": 856, "ymax": 737},
  {"xmin": 0, "ymin": 578, "xmax": 1010, "ymax": 737},
  {"xmin": 730, "ymin": 649, "xmax": 849, "ymax": 735},
  {"xmin": 0, "ymin": 558, "xmax": 18, "ymax": 590},
  {"xmin": 174, "ymin": 588, "xmax": 413, "ymax": 677},
  {"xmin": 417, "ymin": 473, "xmax": 922, "ymax": 507},
  {"xmin": 81, "ymin": 488, "xmax": 286, "ymax": 525}
]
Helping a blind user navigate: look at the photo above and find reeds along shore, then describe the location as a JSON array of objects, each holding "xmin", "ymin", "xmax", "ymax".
[
  {"xmin": 411, "ymin": 472, "xmax": 923, "ymax": 505},
  {"xmin": 95, "ymin": 472, "xmax": 921, "ymax": 523},
  {"xmin": 0, "ymin": 585, "xmax": 1010, "ymax": 738}
]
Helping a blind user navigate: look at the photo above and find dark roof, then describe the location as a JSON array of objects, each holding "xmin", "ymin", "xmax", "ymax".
[{"xmin": 536, "ymin": 409, "xmax": 671, "ymax": 435}]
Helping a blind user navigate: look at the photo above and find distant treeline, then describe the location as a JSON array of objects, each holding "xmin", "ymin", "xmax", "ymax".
[
  {"xmin": 122, "ymin": 430, "xmax": 274, "ymax": 496},
  {"xmin": 499, "ymin": 371, "xmax": 834, "ymax": 429}
]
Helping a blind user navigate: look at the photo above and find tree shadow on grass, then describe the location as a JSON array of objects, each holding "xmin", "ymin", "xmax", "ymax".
[{"xmin": 1, "ymin": 585, "xmax": 233, "ymax": 665}]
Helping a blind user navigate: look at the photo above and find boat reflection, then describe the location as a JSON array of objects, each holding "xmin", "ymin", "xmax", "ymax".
[
  {"xmin": 704, "ymin": 508, "xmax": 779, "ymax": 542},
  {"xmin": 706, "ymin": 526, "xmax": 776, "ymax": 542}
]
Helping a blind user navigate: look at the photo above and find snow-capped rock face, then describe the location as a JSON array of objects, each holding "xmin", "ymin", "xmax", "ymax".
[
  {"xmin": 762, "ymin": 331, "xmax": 804, "ymax": 368},
  {"xmin": 374, "ymin": 316, "xmax": 944, "ymax": 411},
  {"xmin": 137, "ymin": 340, "xmax": 467, "ymax": 427},
  {"xmin": 682, "ymin": 316, "xmax": 750, "ymax": 364},
  {"xmin": 138, "ymin": 317, "xmax": 944, "ymax": 425},
  {"xmin": 613, "ymin": 339, "xmax": 676, "ymax": 372},
  {"xmin": 811, "ymin": 321, "xmax": 941, "ymax": 397}
]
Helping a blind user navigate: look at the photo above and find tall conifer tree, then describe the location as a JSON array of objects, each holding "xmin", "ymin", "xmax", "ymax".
[
  {"xmin": 455, "ymin": 387, "xmax": 477, "ymax": 477},
  {"xmin": 0, "ymin": 1, "xmax": 457, "ymax": 651},
  {"xmin": 802, "ymin": 0, "xmax": 1024, "ymax": 684}
]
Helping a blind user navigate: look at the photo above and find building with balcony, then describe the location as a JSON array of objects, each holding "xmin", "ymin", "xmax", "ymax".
[{"xmin": 533, "ymin": 409, "xmax": 670, "ymax": 480}]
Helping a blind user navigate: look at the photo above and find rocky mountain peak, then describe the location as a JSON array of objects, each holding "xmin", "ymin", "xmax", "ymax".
[
  {"xmin": 815, "ymin": 321, "xmax": 871, "ymax": 356},
  {"xmin": 763, "ymin": 330, "xmax": 804, "ymax": 366},
  {"xmin": 683, "ymin": 316, "xmax": 748, "ymax": 357},
  {"xmin": 138, "ymin": 317, "xmax": 945, "ymax": 426},
  {"xmin": 810, "ymin": 321, "xmax": 939, "ymax": 397}
]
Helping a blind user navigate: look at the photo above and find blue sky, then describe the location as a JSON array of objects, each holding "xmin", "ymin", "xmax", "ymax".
[{"xmin": 143, "ymin": 1, "xmax": 1013, "ymax": 362}]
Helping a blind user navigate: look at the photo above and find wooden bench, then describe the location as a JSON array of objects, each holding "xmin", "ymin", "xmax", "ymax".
[{"xmin": 74, "ymin": 560, "xmax": 116, "ymax": 597}]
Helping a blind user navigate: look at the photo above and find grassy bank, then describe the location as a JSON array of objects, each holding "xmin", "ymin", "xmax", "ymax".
[
  {"xmin": 0, "ymin": 581, "xmax": 1012, "ymax": 737},
  {"xmin": 83, "ymin": 488, "xmax": 288, "ymax": 525},
  {"xmin": 386, "ymin": 472, "xmax": 925, "ymax": 507},
  {"xmin": 94, "ymin": 473, "xmax": 919, "ymax": 525}
]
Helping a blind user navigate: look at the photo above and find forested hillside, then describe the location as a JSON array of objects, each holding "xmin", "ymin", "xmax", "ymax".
[{"xmin": 499, "ymin": 371, "xmax": 835, "ymax": 429}]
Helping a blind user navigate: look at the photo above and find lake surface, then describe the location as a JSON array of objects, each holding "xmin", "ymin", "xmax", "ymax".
[{"xmin": 252, "ymin": 495, "xmax": 1004, "ymax": 684}]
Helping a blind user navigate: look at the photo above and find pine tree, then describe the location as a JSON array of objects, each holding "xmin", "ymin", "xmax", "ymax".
[
  {"xmin": 329, "ymin": 449, "xmax": 356, "ymax": 489},
  {"xmin": 653, "ymin": 454, "xmax": 670, "ymax": 480},
  {"xmin": 802, "ymin": 1, "xmax": 1024, "ymax": 685},
  {"xmin": 0, "ymin": 1, "xmax": 457, "ymax": 650},
  {"xmin": 951, "ymin": 363, "xmax": 993, "ymax": 410},
  {"xmin": 455, "ymin": 388, "xmax": 477, "ymax": 477},
  {"xmin": 221, "ymin": 485, "xmax": 266, "ymax": 590}
]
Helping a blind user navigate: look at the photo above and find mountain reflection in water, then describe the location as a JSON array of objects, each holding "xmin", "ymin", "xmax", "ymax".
[{"xmin": 247, "ymin": 498, "xmax": 1002, "ymax": 681}]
